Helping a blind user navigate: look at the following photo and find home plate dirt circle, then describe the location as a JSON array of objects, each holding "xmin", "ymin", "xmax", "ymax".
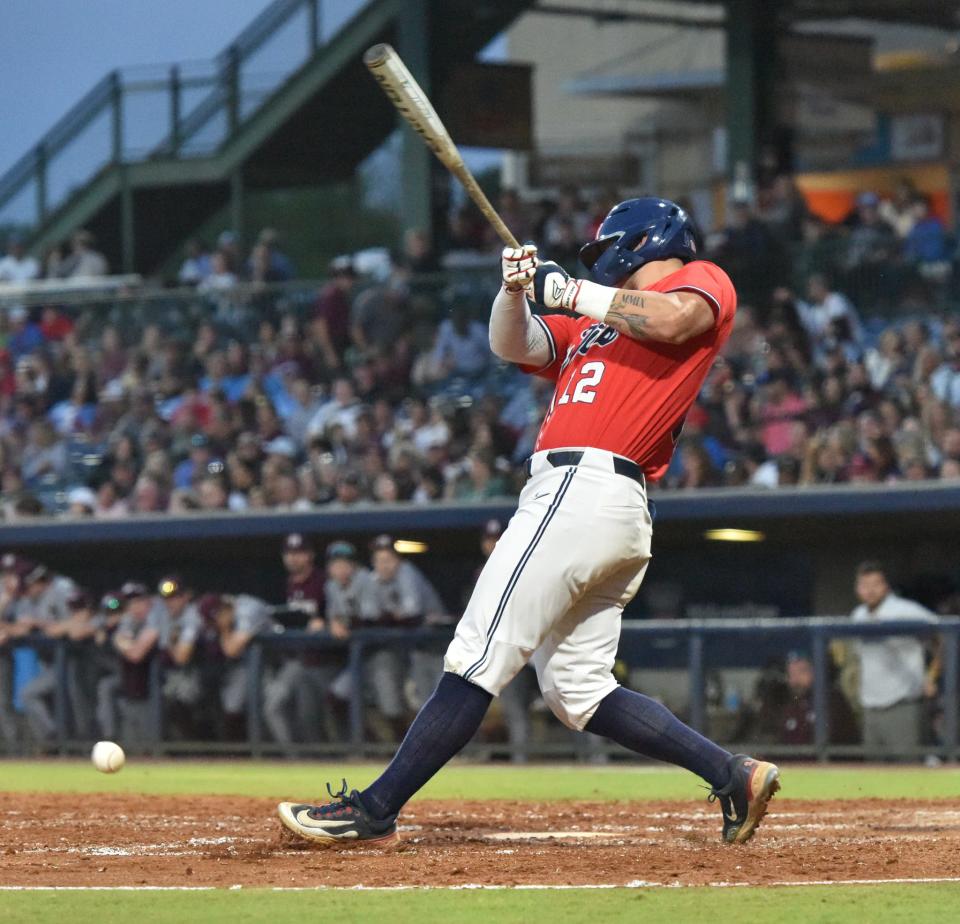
[{"xmin": 2, "ymin": 793, "xmax": 959, "ymax": 888}]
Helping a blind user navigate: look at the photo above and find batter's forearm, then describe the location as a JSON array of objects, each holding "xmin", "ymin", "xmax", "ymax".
[
  {"xmin": 566, "ymin": 280, "xmax": 711, "ymax": 344},
  {"xmin": 488, "ymin": 286, "xmax": 552, "ymax": 367},
  {"xmin": 603, "ymin": 290, "xmax": 689, "ymax": 342}
]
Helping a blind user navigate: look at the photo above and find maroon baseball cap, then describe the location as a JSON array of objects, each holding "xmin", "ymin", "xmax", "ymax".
[{"xmin": 197, "ymin": 593, "xmax": 224, "ymax": 620}]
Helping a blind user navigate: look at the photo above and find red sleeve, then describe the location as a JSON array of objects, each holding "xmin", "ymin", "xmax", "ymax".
[
  {"xmin": 517, "ymin": 313, "xmax": 580, "ymax": 381},
  {"xmin": 663, "ymin": 261, "xmax": 736, "ymax": 327}
]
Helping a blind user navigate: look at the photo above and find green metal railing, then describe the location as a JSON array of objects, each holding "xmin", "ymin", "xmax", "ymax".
[{"xmin": 0, "ymin": 0, "xmax": 367, "ymax": 237}]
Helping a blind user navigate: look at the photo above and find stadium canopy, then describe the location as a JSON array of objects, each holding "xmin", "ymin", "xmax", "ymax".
[
  {"xmin": 0, "ymin": 0, "xmax": 534, "ymax": 275},
  {"xmin": 538, "ymin": 0, "xmax": 960, "ymax": 189}
]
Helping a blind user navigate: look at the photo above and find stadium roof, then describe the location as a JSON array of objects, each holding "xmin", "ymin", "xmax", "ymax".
[
  {"xmin": 547, "ymin": 1, "xmax": 960, "ymax": 31},
  {"xmin": 780, "ymin": 0, "xmax": 960, "ymax": 29}
]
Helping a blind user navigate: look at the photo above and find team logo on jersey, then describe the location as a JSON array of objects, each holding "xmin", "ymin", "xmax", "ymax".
[
  {"xmin": 558, "ymin": 323, "xmax": 619, "ymax": 375},
  {"xmin": 576, "ymin": 323, "xmax": 619, "ymax": 355}
]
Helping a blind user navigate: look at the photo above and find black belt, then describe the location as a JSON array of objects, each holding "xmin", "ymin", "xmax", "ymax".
[{"xmin": 525, "ymin": 450, "xmax": 645, "ymax": 489}]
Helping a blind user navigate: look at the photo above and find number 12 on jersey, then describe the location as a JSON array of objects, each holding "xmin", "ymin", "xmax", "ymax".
[{"xmin": 556, "ymin": 361, "xmax": 605, "ymax": 407}]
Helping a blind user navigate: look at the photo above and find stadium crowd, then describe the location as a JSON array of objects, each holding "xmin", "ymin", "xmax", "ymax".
[{"xmin": 0, "ymin": 176, "xmax": 958, "ymax": 518}]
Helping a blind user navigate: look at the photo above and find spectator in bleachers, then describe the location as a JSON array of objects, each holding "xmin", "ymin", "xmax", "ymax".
[
  {"xmin": 311, "ymin": 257, "xmax": 357, "ymax": 371},
  {"xmin": 759, "ymin": 175, "xmax": 810, "ymax": 245},
  {"xmin": 543, "ymin": 185, "xmax": 589, "ymax": 249},
  {"xmin": 795, "ymin": 273, "xmax": 863, "ymax": 356},
  {"xmin": 903, "ymin": 198, "xmax": 949, "ymax": 273},
  {"xmin": 850, "ymin": 561, "xmax": 940, "ymax": 760},
  {"xmin": 249, "ymin": 228, "xmax": 295, "ymax": 282},
  {"xmin": 402, "ymin": 228, "xmax": 439, "ymax": 274},
  {"xmin": 349, "ymin": 257, "xmax": 410, "ymax": 357},
  {"xmin": 58, "ymin": 229, "xmax": 108, "ymax": 279},
  {"xmin": 20, "ymin": 420, "xmax": 69, "ymax": 487},
  {"xmin": 177, "ymin": 239, "xmax": 213, "ymax": 286},
  {"xmin": 198, "ymin": 250, "xmax": 238, "ymax": 292},
  {"xmin": 493, "ymin": 191, "xmax": 531, "ymax": 248},
  {"xmin": 878, "ymin": 178, "xmax": 924, "ymax": 240},
  {"xmin": 0, "ymin": 235, "xmax": 40, "ymax": 285},
  {"xmin": 843, "ymin": 192, "xmax": 897, "ymax": 271},
  {"xmin": 424, "ymin": 304, "xmax": 491, "ymax": 383},
  {"xmin": 8, "ymin": 310, "xmax": 44, "ymax": 362}
]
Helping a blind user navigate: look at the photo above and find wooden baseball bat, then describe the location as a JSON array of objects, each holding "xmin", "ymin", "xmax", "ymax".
[{"xmin": 363, "ymin": 43, "xmax": 520, "ymax": 249}]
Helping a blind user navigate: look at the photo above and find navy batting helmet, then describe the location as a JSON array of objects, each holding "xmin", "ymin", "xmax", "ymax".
[{"xmin": 578, "ymin": 197, "xmax": 700, "ymax": 287}]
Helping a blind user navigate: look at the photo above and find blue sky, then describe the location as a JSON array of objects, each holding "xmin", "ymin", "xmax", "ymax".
[
  {"xmin": 0, "ymin": 0, "xmax": 507, "ymax": 215},
  {"xmin": 0, "ymin": 0, "xmax": 272, "ymax": 175}
]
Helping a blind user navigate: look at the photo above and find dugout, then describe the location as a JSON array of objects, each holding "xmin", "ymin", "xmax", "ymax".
[{"xmin": 6, "ymin": 480, "xmax": 960, "ymax": 620}]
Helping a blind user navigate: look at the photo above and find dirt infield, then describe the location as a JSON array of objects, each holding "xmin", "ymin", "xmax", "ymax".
[{"xmin": 2, "ymin": 793, "xmax": 959, "ymax": 888}]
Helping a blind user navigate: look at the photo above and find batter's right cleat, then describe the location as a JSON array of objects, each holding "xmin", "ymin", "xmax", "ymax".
[
  {"xmin": 277, "ymin": 780, "xmax": 399, "ymax": 848},
  {"xmin": 708, "ymin": 754, "xmax": 780, "ymax": 845}
]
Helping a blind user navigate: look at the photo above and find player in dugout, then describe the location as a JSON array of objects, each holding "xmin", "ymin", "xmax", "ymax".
[{"xmin": 279, "ymin": 197, "xmax": 780, "ymax": 847}]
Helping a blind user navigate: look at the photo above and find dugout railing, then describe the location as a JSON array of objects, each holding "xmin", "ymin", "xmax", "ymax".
[{"xmin": 3, "ymin": 616, "xmax": 957, "ymax": 762}]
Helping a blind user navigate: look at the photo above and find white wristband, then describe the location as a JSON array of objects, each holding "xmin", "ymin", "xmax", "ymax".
[{"xmin": 569, "ymin": 278, "xmax": 614, "ymax": 321}]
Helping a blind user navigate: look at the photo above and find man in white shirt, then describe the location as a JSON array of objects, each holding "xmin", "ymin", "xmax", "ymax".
[
  {"xmin": 851, "ymin": 561, "xmax": 939, "ymax": 759},
  {"xmin": 0, "ymin": 236, "xmax": 40, "ymax": 285},
  {"xmin": 796, "ymin": 273, "xmax": 863, "ymax": 350}
]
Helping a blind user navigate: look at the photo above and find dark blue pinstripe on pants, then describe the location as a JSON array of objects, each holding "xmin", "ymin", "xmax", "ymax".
[{"xmin": 462, "ymin": 467, "xmax": 576, "ymax": 682}]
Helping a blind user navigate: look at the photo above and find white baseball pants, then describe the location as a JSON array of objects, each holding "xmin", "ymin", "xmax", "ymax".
[{"xmin": 444, "ymin": 447, "xmax": 653, "ymax": 730}]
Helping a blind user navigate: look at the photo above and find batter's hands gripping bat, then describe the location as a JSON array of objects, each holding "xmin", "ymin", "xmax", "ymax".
[{"xmin": 363, "ymin": 43, "xmax": 520, "ymax": 249}]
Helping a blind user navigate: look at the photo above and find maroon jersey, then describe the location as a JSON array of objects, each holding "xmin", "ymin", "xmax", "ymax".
[{"xmin": 286, "ymin": 568, "xmax": 325, "ymax": 621}]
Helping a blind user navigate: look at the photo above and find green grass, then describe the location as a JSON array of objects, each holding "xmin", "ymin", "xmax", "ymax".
[
  {"xmin": 1, "ymin": 883, "xmax": 957, "ymax": 924},
  {"xmin": 1, "ymin": 758, "xmax": 959, "ymax": 801},
  {"xmin": 2, "ymin": 762, "xmax": 958, "ymax": 920}
]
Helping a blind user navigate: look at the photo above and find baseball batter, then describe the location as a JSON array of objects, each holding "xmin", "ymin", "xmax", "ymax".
[{"xmin": 279, "ymin": 197, "xmax": 780, "ymax": 847}]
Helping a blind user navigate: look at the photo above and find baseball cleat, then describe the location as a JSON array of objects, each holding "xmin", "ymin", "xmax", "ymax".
[
  {"xmin": 277, "ymin": 779, "xmax": 399, "ymax": 847},
  {"xmin": 708, "ymin": 754, "xmax": 780, "ymax": 845}
]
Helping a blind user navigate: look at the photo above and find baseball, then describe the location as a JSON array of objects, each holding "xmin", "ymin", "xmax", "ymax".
[{"xmin": 91, "ymin": 740, "xmax": 125, "ymax": 774}]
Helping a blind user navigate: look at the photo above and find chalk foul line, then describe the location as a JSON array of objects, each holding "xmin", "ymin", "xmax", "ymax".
[{"xmin": 2, "ymin": 877, "xmax": 960, "ymax": 892}]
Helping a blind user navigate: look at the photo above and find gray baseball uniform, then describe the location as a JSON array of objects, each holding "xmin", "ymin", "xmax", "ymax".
[
  {"xmin": 221, "ymin": 595, "xmax": 275, "ymax": 716},
  {"xmin": 19, "ymin": 576, "xmax": 77, "ymax": 742},
  {"xmin": 162, "ymin": 601, "xmax": 204, "ymax": 708}
]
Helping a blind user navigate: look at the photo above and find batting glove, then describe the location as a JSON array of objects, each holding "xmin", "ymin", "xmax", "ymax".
[
  {"xmin": 531, "ymin": 262, "xmax": 616, "ymax": 321},
  {"xmin": 501, "ymin": 244, "xmax": 539, "ymax": 293},
  {"xmin": 531, "ymin": 261, "xmax": 578, "ymax": 310}
]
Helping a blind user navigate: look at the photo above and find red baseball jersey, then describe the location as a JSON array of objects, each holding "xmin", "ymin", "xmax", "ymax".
[{"xmin": 521, "ymin": 260, "xmax": 736, "ymax": 481}]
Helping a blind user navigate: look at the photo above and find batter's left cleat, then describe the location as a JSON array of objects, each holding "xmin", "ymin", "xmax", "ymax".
[
  {"xmin": 708, "ymin": 754, "xmax": 780, "ymax": 845},
  {"xmin": 277, "ymin": 780, "xmax": 399, "ymax": 848}
]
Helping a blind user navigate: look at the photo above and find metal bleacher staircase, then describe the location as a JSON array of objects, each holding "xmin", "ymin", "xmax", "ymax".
[{"xmin": 0, "ymin": 0, "xmax": 531, "ymax": 274}]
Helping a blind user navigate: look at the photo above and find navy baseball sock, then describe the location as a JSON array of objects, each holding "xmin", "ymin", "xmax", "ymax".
[
  {"xmin": 359, "ymin": 671, "xmax": 492, "ymax": 820},
  {"xmin": 585, "ymin": 686, "xmax": 732, "ymax": 789}
]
